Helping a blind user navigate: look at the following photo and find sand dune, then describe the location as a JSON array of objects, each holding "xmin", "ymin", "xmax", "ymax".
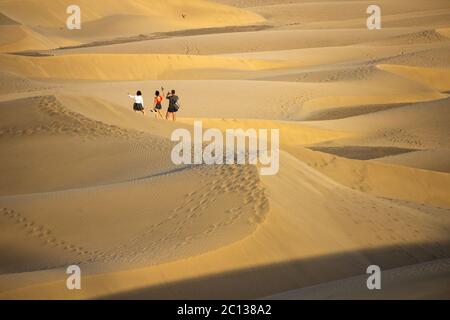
[
  {"xmin": 19, "ymin": 75, "xmax": 444, "ymax": 122},
  {"xmin": 1, "ymin": 150, "xmax": 448, "ymax": 299},
  {"xmin": 297, "ymin": 68, "xmax": 445, "ymax": 115},
  {"xmin": 378, "ymin": 64, "xmax": 450, "ymax": 91},
  {"xmin": 52, "ymin": 28, "xmax": 418, "ymax": 56},
  {"xmin": 236, "ymin": 0, "xmax": 450, "ymax": 29},
  {"xmin": 0, "ymin": 71, "xmax": 52, "ymax": 95},
  {"xmin": 0, "ymin": 95, "xmax": 269, "ymax": 276},
  {"xmin": 375, "ymin": 149, "xmax": 450, "ymax": 173},
  {"xmin": 0, "ymin": 95, "xmax": 175, "ymax": 195},
  {"xmin": 0, "ymin": 0, "xmax": 264, "ymax": 51},
  {"xmin": 0, "ymin": 53, "xmax": 289, "ymax": 80},
  {"xmin": 0, "ymin": 0, "xmax": 449, "ymax": 300},
  {"xmin": 305, "ymin": 97, "xmax": 450, "ymax": 150},
  {"xmin": 267, "ymin": 259, "xmax": 450, "ymax": 299},
  {"xmin": 369, "ymin": 29, "xmax": 449, "ymax": 46},
  {"xmin": 0, "ymin": 24, "xmax": 60, "ymax": 53},
  {"xmin": 373, "ymin": 44, "xmax": 450, "ymax": 68},
  {"xmin": 0, "ymin": 12, "xmax": 18, "ymax": 25},
  {"xmin": 286, "ymin": 145, "xmax": 450, "ymax": 208},
  {"xmin": 0, "ymin": 0, "xmax": 264, "ymax": 29},
  {"xmin": 0, "ymin": 162, "xmax": 268, "ymax": 274}
]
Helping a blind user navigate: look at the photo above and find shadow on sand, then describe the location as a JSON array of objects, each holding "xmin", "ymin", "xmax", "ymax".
[{"xmin": 99, "ymin": 241, "xmax": 450, "ymax": 299}]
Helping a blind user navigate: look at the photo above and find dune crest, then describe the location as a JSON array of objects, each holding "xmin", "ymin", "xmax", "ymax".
[
  {"xmin": 0, "ymin": 53, "xmax": 288, "ymax": 80},
  {"xmin": 378, "ymin": 64, "xmax": 450, "ymax": 92},
  {"xmin": 0, "ymin": 0, "xmax": 265, "ymax": 51}
]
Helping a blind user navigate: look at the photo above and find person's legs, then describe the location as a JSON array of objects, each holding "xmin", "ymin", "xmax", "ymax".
[
  {"xmin": 172, "ymin": 112, "xmax": 176, "ymax": 121},
  {"xmin": 166, "ymin": 111, "xmax": 170, "ymax": 120},
  {"xmin": 157, "ymin": 110, "xmax": 163, "ymax": 119}
]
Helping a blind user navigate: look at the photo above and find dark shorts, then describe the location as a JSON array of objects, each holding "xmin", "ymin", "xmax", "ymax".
[
  {"xmin": 155, "ymin": 104, "xmax": 162, "ymax": 110},
  {"xmin": 168, "ymin": 106, "xmax": 178, "ymax": 113},
  {"xmin": 133, "ymin": 103, "xmax": 144, "ymax": 111}
]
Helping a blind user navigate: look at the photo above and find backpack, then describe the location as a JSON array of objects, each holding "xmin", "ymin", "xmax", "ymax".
[{"xmin": 172, "ymin": 96, "xmax": 180, "ymax": 111}]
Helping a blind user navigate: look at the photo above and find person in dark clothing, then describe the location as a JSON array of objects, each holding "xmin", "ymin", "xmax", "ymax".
[{"xmin": 166, "ymin": 89, "xmax": 180, "ymax": 122}]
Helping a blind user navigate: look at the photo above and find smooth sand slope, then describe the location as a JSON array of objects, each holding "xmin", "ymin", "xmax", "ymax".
[
  {"xmin": 1, "ymin": 149, "xmax": 449, "ymax": 299},
  {"xmin": 0, "ymin": 53, "xmax": 289, "ymax": 80},
  {"xmin": 267, "ymin": 259, "xmax": 450, "ymax": 300},
  {"xmin": 0, "ymin": 0, "xmax": 264, "ymax": 52},
  {"xmin": 0, "ymin": 0, "xmax": 449, "ymax": 299}
]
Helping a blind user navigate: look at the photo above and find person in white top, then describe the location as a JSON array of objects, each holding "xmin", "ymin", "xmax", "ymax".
[{"xmin": 128, "ymin": 90, "xmax": 145, "ymax": 115}]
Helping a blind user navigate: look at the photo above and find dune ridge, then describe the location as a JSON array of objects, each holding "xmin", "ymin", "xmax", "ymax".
[
  {"xmin": 378, "ymin": 64, "xmax": 450, "ymax": 91},
  {"xmin": 0, "ymin": 0, "xmax": 265, "ymax": 52},
  {"xmin": 0, "ymin": 53, "xmax": 290, "ymax": 80},
  {"xmin": 1, "ymin": 150, "xmax": 449, "ymax": 299}
]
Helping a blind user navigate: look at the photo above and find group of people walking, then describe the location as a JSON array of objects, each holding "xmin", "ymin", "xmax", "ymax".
[{"xmin": 128, "ymin": 87, "xmax": 180, "ymax": 121}]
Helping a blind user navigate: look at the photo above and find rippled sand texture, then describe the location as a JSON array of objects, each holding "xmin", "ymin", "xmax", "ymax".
[{"xmin": 0, "ymin": 0, "xmax": 449, "ymax": 299}]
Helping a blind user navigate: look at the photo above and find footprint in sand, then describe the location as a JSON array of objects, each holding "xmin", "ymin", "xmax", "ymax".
[{"xmin": 0, "ymin": 207, "xmax": 115, "ymax": 265}]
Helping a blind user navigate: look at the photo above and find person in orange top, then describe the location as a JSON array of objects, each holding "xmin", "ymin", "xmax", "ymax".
[{"xmin": 151, "ymin": 87, "xmax": 165, "ymax": 119}]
